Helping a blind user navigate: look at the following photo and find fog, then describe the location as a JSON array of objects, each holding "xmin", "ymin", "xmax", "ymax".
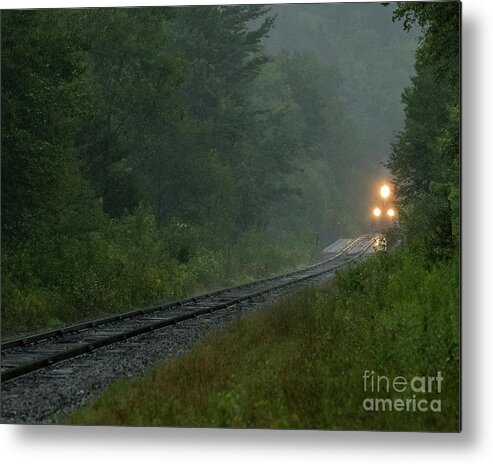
[
  {"xmin": 258, "ymin": 3, "xmax": 419, "ymax": 242},
  {"xmin": 2, "ymin": 4, "xmax": 421, "ymax": 331},
  {"xmin": 267, "ymin": 3, "xmax": 419, "ymax": 163}
]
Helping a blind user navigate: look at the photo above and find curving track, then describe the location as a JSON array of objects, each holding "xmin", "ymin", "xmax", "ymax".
[{"xmin": 1, "ymin": 234, "xmax": 379, "ymax": 385}]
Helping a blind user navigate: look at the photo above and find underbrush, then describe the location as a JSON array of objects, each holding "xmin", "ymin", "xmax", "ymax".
[
  {"xmin": 1, "ymin": 207, "xmax": 318, "ymax": 336},
  {"xmin": 64, "ymin": 249, "xmax": 460, "ymax": 431}
]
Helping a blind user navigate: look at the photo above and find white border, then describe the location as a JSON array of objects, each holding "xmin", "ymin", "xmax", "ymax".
[
  {"xmin": 1, "ymin": 0, "xmax": 414, "ymax": 7},
  {"xmin": 1, "ymin": 0, "xmax": 492, "ymax": 462}
]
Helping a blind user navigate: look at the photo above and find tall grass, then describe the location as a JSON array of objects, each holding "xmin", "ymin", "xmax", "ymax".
[{"xmin": 64, "ymin": 250, "xmax": 460, "ymax": 431}]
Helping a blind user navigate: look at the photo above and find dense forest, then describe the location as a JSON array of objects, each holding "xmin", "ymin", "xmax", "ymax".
[
  {"xmin": 65, "ymin": 1, "xmax": 462, "ymax": 431},
  {"xmin": 388, "ymin": 1, "xmax": 460, "ymax": 260},
  {"xmin": 1, "ymin": 4, "xmax": 420, "ymax": 334}
]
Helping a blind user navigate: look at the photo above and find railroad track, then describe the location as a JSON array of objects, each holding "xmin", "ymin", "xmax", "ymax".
[{"xmin": 1, "ymin": 234, "xmax": 379, "ymax": 384}]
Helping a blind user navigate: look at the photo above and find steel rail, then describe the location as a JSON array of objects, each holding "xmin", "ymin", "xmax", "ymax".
[
  {"xmin": 2, "ymin": 235, "xmax": 367, "ymax": 350},
  {"xmin": 1, "ymin": 234, "xmax": 378, "ymax": 383}
]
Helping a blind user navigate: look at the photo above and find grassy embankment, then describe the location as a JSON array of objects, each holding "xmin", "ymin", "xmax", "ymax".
[{"xmin": 64, "ymin": 250, "xmax": 460, "ymax": 431}]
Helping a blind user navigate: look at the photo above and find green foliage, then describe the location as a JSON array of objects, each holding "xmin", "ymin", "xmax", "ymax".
[
  {"xmin": 1, "ymin": 194, "xmax": 318, "ymax": 334},
  {"xmin": 388, "ymin": 2, "xmax": 460, "ymax": 260},
  {"xmin": 0, "ymin": 6, "xmax": 414, "ymax": 334},
  {"xmin": 1, "ymin": 10, "xmax": 90, "ymax": 246},
  {"xmin": 64, "ymin": 250, "xmax": 459, "ymax": 431}
]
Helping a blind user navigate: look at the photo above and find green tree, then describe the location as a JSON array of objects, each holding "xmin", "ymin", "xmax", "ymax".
[
  {"xmin": 76, "ymin": 8, "xmax": 182, "ymax": 218},
  {"xmin": 387, "ymin": 1, "xmax": 460, "ymax": 259},
  {"xmin": 1, "ymin": 10, "xmax": 90, "ymax": 246}
]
